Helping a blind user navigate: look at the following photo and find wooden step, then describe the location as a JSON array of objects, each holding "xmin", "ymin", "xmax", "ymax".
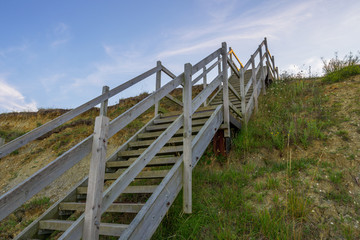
[
  {"xmin": 105, "ymin": 169, "xmax": 169, "ymax": 180},
  {"xmin": 154, "ymin": 110, "xmax": 213, "ymax": 124},
  {"xmin": 160, "ymin": 106, "xmax": 216, "ymax": 118},
  {"xmin": 137, "ymin": 126, "xmax": 203, "ymax": 139},
  {"xmin": 59, "ymin": 202, "xmax": 144, "ymax": 213},
  {"xmin": 128, "ymin": 136, "xmax": 183, "ymax": 148},
  {"xmin": 106, "ymin": 156, "xmax": 178, "ymax": 168},
  {"xmin": 77, "ymin": 185, "xmax": 157, "ymax": 195},
  {"xmin": 147, "ymin": 118, "xmax": 207, "ymax": 132},
  {"xmin": 38, "ymin": 220, "xmax": 127, "ymax": 236},
  {"xmin": 118, "ymin": 146, "xmax": 182, "ymax": 158}
]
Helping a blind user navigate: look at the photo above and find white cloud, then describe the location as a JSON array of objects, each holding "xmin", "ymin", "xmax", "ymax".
[
  {"xmin": 0, "ymin": 76, "xmax": 38, "ymax": 112},
  {"xmin": 51, "ymin": 22, "xmax": 70, "ymax": 47}
]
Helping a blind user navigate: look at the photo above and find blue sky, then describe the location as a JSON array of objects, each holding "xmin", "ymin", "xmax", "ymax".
[{"xmin": 0, "ymin": 0, "xmax": 359, "ymax": 112}]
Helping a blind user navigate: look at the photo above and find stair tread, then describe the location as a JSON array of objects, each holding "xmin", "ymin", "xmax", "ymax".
[
  {"xmin": 39, "ymin": 219, "xmax": 127, "ymax": 236},
  {"xmin": 137, "ymin": 126, "xmax": 203, "ymax": 139},
  {"xmin": 59, "ymin": 202, "xmax": 144, "ymax": 213},
  {"xmin": 105, "ymin": 169, "xmax": 169, "ymax": 180},
  {"xmin": 107, "ymin": 156, "xmax": 178, "ymax": 168},
  {"xmin": 147, "ymin": 118, "xmax": 208, "ymax": 131},
  {"xmin": 77, "ymin": 185, "xmax": 158, "ymax": 195},
  {"xmin": 118, "ymin": 146, "xmax": 182, "ymax": 157}
]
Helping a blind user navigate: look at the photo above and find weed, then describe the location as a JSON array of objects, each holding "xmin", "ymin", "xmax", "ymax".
[
  {"xmin": 336, "ymin": 130, "xmax": 350, "ymax": 141},
  {"xmin": 287, "ymin": 191, "xmax": 311, "ymax": 219},
  {"xmin": 329, "ymin": 170, "xmax": 343, "ymax": 184}
]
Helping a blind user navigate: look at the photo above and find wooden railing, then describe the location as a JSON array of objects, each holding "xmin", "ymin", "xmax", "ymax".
[
  {"xmin": 1, "ymin": 37, "xmax": 279, "ymax": 239},
  {"xmin": 0, "ymin": 62, "xmax": 182, "ymax": 222},
  {"xmin": 227, "ymin": 37, "xmax": 279, "ymax": 123}
]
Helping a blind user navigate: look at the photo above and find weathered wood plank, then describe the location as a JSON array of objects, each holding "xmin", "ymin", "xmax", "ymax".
[
  {"xmin": 229, "ymin": 102, "xmax": 242, "ymax": 119},
  {"xmin": 118, "ymin": 146, "xmax": 182, "ymax": 158},
  {"xmin": 228, "ymin": 82, "xmax": 242, "ymax": 102},
  {"xmin": 106, "ymin": 157, "xmax": 178, "ymax": 168},
  {"xmin": 105, "ymin": 169, "xmax": 169, "ymax": 180},
  {"xmin": 161, "ymin": 64, "xmax": 176, "ymax": 79},
  {"xmin": 83, "ymin": 116, "xmax": 109, "ymax": 239},
  {"xmin": 77, "ymin": 185, "xmax": 158, "ymax": 195},
  {"xmin": 183, "ymin": 63, "xmax": 192, "ymax": 214},
  {"xmin": 59, "ymin": 202, "xmax": 144, "ymax": 213},
  {"xmin": 137, "ymin": 126, "xmax": 202, "ymax": 139},
  {"xmin": 147, "ymin": 118, "xmax": 207, "ymax": 131},
  {"xmin": 154, "ymin": 61, "xmax": 162, "ymax": 115},
  {"xmin": 154, "ymin": 110, "xmax": 213, "ymax": 124},
  {"xmin": 222, "ymin": 42, "xmax": 230, "ymax": 138},
  {"xmin": 39, "ymin": 220, "xmax": 127, "ymax": 237}
]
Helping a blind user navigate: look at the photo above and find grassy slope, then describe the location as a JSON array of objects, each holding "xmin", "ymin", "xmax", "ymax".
[{"xmin": 153, "ymin": 74, "xmax": 360, "ymax": 239}]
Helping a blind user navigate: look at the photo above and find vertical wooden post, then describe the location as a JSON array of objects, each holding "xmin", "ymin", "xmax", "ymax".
[
  {"xmin": 251, "ymin": 54, "xmax": 258, "ymax": 114},
  {"xmin": 229, "ymin": 47, "xmax": 234, "ymax": 75},
  {"xmin": 276, "ymin": 67, "xmax": 280, "ymax": 80},
  {"xmin": 154, "ymin": 61, "xmax": 162, "ymax": 115},
  {"xmin": 264, "ymin": 38, "xmax": 271, "ymax": 75},
  {"xmin": 0, "ymin": 138, "xmax": 4, "ymax": 147},
  {"xmin": 240, "ymin": 67, "xmax": 247, "ymax": 123},
  {"xmin": 221, "ymin": 42, "xmax": 230, "ymax": 138},
  {"xmin": 259, "ymin": 46, "xmax": 266, "ymax": 95},
  {"xmin": 203, "ymin": 66, "xmax": 208, "ymax": 107},
  {"xmin": 83, "ymin": 115, "xmax": 109, "ymax": 240},
  {"xmin": 271, "ymin": 56, "xmax": 276, "ymax": 78},
  {"xmin": 183, "ymin": 63, "xmax": 192, "ymax": 214},
  {"xmin": 100, "ymin": 86, "xmax": 109, "ymax": 117}
]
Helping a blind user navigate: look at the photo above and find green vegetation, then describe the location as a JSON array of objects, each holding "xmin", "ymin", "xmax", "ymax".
[
  {"xmin": 322, "ymin": 51, "xmax": 360, "ymax": 83},
  {"xmin": 154, "ymin": 56, "xmax": 360, "ymax": 239}
]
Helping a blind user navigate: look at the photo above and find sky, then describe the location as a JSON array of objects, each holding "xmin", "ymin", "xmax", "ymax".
[{"xmin": 0, "ymin": 0, "xmax": 359, "ymax": 113}]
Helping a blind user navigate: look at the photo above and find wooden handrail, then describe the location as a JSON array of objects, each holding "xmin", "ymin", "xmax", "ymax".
[{"xmin": 228, "ymin": 49, "xmax": 244, "ymax": 70}]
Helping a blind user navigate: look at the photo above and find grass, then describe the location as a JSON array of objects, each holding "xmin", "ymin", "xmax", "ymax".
[{"xmin": 233, "ymin": 78, "xmax": 334, "ymax": 154}]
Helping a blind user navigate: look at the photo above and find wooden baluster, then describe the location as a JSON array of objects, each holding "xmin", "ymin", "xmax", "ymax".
[
  {"xmin": 251, "ymin": 54, "xmax": 258, "ymax": 114},
  {"xmin": 259, "ymin": 46, "xmax": 266, "ymax": 95},
  {"xmin": 83, "ymin": 87, "xmax": 110, "ymax": 239},
  {"xmin": 183, "ymin": 63, "xmax": 192, "ymax": 214},
  {"xmin": 203, "ymin": 66, "xmax": 208, "ymax": 107},
  {"xmin": 221, "ymin": 42, "xmax": 230, "ymax": 140},
  {"xmin": 154, "ymin": 61, "xmax": 162, "ymax": 115}
]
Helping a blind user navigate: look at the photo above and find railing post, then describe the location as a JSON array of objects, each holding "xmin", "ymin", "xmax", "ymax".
[
  {"xmin": 259, "ymin": 46, "xmax": 266, "ymax": 95},
  {"xmin": 83, "ymin": 116, "xmax": 109, "ymax": 239},
  {"xmin": 155, "ymin": 61, "xmax": 162, "ymax": 115},
  {"xmin": 240, "ymin": 67, "xmax": 247, "ymax": 123},
  {"xmin": 264, "ymin": 37, "xmax": 272, "ymax": 77},
  {"xmin": 202, "ymin": 66, "xmax": 208, "ymax": 107},
  {"xmin": 229, "ymin": 47, "xmax": 234, "ymax": 75},
  {"xmin": 183, "ymin": 63, "xmax": 192, "ymax": 214},
  {"xmin": 221, "ymin": 42, "xmax": 230, "ymax": 140},
  {"xmin": 217, "ymin": 56, "xmax": 222, "ymax": 91},
  {"xmin": 100, "ymin": 86, "xmax": 109, "ymax": 116},
  {"xmin": 276, "ymin": 66, "xmax": 280, "ymax": 80},
  {"xmin": 0, "ymin": 138, "xmax": 4, "ymax": 147},
  {"xmin": 271, "ymin": 56, "xmax": 276, "ymax": 78},
  {"xmin": 251, "ymin": 54, "xmax": 258, "ymax": 114}
]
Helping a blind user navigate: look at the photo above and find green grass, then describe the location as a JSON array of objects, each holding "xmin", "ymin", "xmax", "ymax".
[
  {"xmin": 323, "ymin": 65, "xmax": 360, "ymax": 83},
  {"xmin": 233, "ymin": 78, "xmax": 334, "ymax": 154}
]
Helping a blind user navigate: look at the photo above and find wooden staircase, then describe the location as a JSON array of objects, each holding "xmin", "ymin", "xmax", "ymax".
[{"xmin": 0, "ymin": 38, "xmax": 279, "ymax": 239}]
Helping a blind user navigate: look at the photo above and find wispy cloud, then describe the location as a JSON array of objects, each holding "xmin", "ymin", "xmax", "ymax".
[
  {"xmin": 51, "ymin": 22, "xmax": 70, "ymax": 47},
  {"xmin": 0, "ymin": 75, "xmax": 37, "ymax": 112},
  {"xmin": 0, "ymin": 42, "xmax": 29, "ymax": 58}
]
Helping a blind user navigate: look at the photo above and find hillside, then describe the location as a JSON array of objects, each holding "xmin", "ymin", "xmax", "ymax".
[
  {"xmin": 1, "ymin": 70, "xmax": 360, "ymax": 239},
  {"xmin": 153, "ymin": 74, "xmax": 360, "ymax": 239}
]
